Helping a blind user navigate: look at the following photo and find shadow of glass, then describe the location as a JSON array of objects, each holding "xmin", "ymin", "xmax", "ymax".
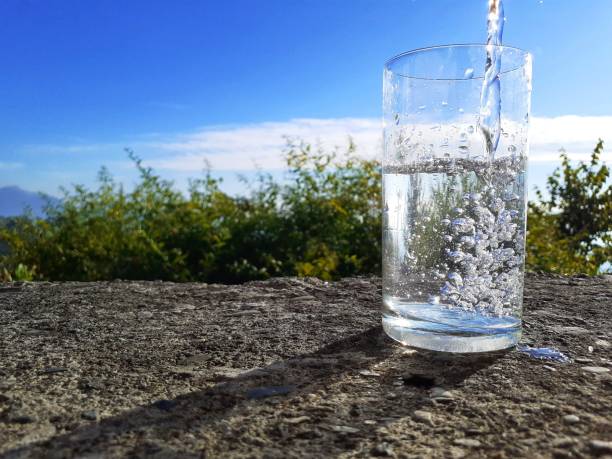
[{"xmin": 5, "ymin": 328, "xmax": 508, "ymax": 458}]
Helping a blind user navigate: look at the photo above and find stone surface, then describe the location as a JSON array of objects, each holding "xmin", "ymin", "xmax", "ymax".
[{"xmin": 0, "ymin": 273, "xmax": 610, "ymax": 458}]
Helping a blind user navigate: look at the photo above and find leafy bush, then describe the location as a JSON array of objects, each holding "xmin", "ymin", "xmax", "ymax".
[
  {"xmin": 0, "ymin": 140, "xmax": 380, "ymax": 282},
  {"xmin": 526, "ymin": 140, "xmax": 611, "ymax": 275},
  {"xmin": 0, "ymin": 139, "xmax": 608, "ymax": 282}
]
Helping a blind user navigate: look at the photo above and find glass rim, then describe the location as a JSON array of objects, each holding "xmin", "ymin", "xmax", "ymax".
[{"xmin": 384, "ymin": 43, "xmax": 531, "ymax": 81}]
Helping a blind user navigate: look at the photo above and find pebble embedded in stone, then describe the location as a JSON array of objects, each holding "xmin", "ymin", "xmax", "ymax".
[
  {"xmin": 81, "ymin": 410, "xmax": 97, "ymax": 421},
  {"xmin": 371, "ymin": 443, "xmax": 394, "ymax": 457},
  {"xmin": 590, "ymin": 440, "xmax": 612, "ymax": 454},
  {"xmin": 284, "ymin": 416, "xmax": 310, "ymax": 425},
  {"xmin": 594, "ymin": 339, "xmax": 610, "ymax": 349},
  {"xmin": 574, "ymin": 357, "xmax": 593, "ymax": 364},
  {"xmin": 359, "ymin": 370, "xmax": 381, "ymax": 377},
  {"xmin": 551, "ymin": 437, "xmax": 577, "ymax": 448},
  {"xmin": 453, "ymin": 438, "xmax": 481, "ymax": 448},
  {"xmin": 413, "ymin": 410, "xmax": 434, "ymax": 426},
  {"xmin": 562, "ymin": 414, "xmax": 580, "ymax": 424},
  {"xmin": 330, "ymin": 425, "xmax": 360, "ymax": 434},
  {"xmin": 581, "ymin": 366, "xmax": 610, "ymax": 374},
  {"xmin": 430, "ymin": 387, "xmax": 455, "ymax": 401}
]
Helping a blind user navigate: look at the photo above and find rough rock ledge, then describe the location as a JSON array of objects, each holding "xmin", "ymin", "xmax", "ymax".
[{"xmin": 0, "ymin": 273, "xmax": 610, "ymax": 458}]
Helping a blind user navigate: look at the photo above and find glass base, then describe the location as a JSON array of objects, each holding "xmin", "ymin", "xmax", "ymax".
[{"xmin": 382, "ymin": 300, "xmax": 521, "ymax": 353}]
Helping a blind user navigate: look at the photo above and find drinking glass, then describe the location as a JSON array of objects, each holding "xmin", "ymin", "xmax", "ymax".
[{"xmin": 382, "ymin": 44, "xmax": 532, "ymax": 352}]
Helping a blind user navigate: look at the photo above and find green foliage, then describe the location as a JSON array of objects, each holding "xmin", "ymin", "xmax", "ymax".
[
  {"xmin": 0, "ymin": 140, "xmax": 381, "ymax": 282},
  {"xmin": 0, "ymin": 139, "xmax": 608, "ymax": 282},
  {"xmin": 526, "ymin": 140, "xmax": 611, "ymax": 275}
]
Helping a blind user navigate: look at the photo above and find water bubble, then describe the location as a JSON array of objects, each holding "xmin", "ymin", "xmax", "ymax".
[
  {"xmin": 491, "ymin": 198, "xmax": 505, "ymax": 212},
  {"xmin": 459, "ymin": 132, "xmax": 468, "ymax": 142},
  {"xmin": 464, "ymin": 68, "xmax": 475, "ymax": 79},
  {"xmin": 448, "ymin": 272, "xmax": 463, "ymax": 287},
  {"xmin": 448, "ymin": 250, "xmax": 465, "ymax": 262},
  {"xmin": 458, "ymin": 108, "xmax": 464, "ymax": 113},
  {"xmin": 394, "ymin": 113, "xmax": 400, "ymax": 125},
  {"xmin": 441, "ymin": 101, "xmax": 448, "ymax": 107},
  {"xmin": 458, "ymin": 145, "xmax": 469, "ymax": 152},
  {"xmin": 428, "ymin": 295, "xmax": 440, "ymax": 304},
  {"xmin": 460, "ymin": 236, "xmax": 475, "ymax": 248},
  {"xmin": 467, "ymin": 125, "xmax": 475, "ymax": 134},
  {"xmin": 418, "ymin": 105, "xmax": 426, "ymax": 110},
  {"xmin": 451, "ymin": 218, "xmax": 474, "ymax": 233},
  {"xmin": 508, "ymin": 145, "xmax": 517, "ymax": 153}
]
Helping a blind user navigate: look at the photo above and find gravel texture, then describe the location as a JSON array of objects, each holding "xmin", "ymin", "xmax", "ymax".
[{"xmin": 0, "ymin": 273, "xmax": 610, "ymax": 458}]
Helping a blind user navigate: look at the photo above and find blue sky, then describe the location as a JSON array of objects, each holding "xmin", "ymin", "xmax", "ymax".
[{"xmin": 0, "ymin": 0, "xmax": 611, "ymax": 198}]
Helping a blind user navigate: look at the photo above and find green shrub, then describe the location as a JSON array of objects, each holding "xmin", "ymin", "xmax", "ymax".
[
  {"xmin": 526, "ymin": 140, "xmax": 611, "ymax": 275},
  {"xmin": 0, "ymin": 140, "xmax": 381, "ymax": 282},
  {"xmin": 0, "ymin": 139, "xmax": 608, "ymax": 282}
]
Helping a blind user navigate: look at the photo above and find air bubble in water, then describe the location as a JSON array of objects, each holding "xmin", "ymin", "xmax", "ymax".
[
  {"xmin": 428, "ymin": 295, "xmax": 440, "ymax": 304},
  {"xmin": 464, "ymin": 67, "xmax": 475, "ymax": 79},
  {"xmin": 467, "ymin": 126, "xmax": 475, "ymax": 134},
  {"xmin": 451, "ymin": 218, "xmax": 474, "ymax": 233},
  {"xmin": 448, "ymin": 272, "xmax": 463, "ymax": 287},
  {"xmin": 460, "ymin": 236, "xmax": 476, "ymax": 248}
]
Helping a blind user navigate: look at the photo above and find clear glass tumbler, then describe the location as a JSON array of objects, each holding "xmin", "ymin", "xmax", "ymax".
[{"xmin": 382, "ymin": 44, "xmax": 532, "ymax": 352}]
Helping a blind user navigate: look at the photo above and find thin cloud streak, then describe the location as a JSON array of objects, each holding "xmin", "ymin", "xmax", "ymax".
[
  {"xmin": 0, "ymin": 162, "xmax": 24, "ymax": 170},
  {"xmin": 141, "ymin": 115, "xmax": 610, "ymax": 171},
  {"xmin": 22, "ymin": 115, "xmax": 610, "ymax": 172},
  {"xmin": 142, "ymin": 118, "xmax": 382, "ymax": 171}
]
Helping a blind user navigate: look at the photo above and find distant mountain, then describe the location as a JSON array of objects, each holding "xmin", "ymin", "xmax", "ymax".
[{"xmin": 0, "ymin": 186, "xmax": 59, "ymax": 217}]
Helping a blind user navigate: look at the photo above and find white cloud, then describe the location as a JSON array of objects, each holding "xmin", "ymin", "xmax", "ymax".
[
  {"xmin": 22, "ymin": 115, "xmax": 610, "ymax": 173},
  {"xmin": 141, "ymin": 118, "xmax": 383, "ymax": 171},
  {"xmin": 529, "ymin": 115, "xmax": 611, "ymax": 162},
  {"xmin": 136, "ymin": 115, "xmax": 610, "ymax": 171},
  {"xmin": 0, "ymin": 162, "xmax": 24, "ymax": 170}
]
